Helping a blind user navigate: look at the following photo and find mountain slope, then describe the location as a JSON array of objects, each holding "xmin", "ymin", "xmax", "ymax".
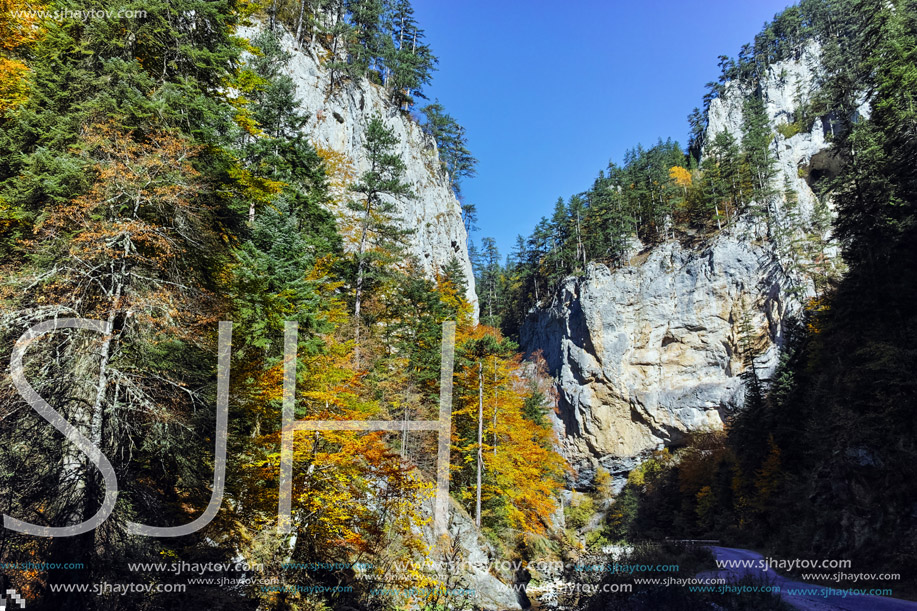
[
  {"xmin": 237, "ymin": 23, "xmax": 479, "ymax": 316},
  {"xmin": 520, "ymin": 36, "xmax": 844, "ymax": 490}
]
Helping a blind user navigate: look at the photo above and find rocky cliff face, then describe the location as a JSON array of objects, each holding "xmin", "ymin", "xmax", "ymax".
[
  {"xmin": 237, "ymin": 24, "xmax": 478, "ymax": 315},
  {"xmin": 521, "ymin": 43, "xmax": 841, "ymax": 489},
  {"xmin": 233, "ymin": 24, "xmax": 517, "ymax": 605},
  {"xmin": 416, "ymin": 497, "xmax": 523, "ymax": 610}
]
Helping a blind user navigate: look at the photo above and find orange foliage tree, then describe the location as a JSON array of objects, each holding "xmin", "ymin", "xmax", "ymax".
[
  {"xmin": 229, "ymin": 276, "xmax": 436, "ymax": 607},
  {"xmin": 0, "ymin": 122, "xmax": 231, "ymax": 583},
  {"xmin": 451, "ymin": 324, "xmax": 563, "ymax": 534},
  {"xmin": 0, "ymin": 0, "xmax": 44, "ymax": 114}
]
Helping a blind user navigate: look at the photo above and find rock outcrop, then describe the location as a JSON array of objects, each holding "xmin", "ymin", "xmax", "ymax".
[
  {"xmin": 417, "ymin": 497, "xmax": 523, "ymax": 610},
  {"xmin": 237, "ymin": 23, "xmax": 478, "ymax": 315},
  {"xmin": 521, "ymin": 43, "xmax": 841, "ymax": 489},
  {"xmin": 232, "ymin": 24, "xmax": 515, "ymax": 605},
  {"xmin": 706, "ymin": 42, "xmax": 868, "ymax": 220},
  {"xmin": 521, "ymin": 229, "xmax": 788, "ymax": 489}
]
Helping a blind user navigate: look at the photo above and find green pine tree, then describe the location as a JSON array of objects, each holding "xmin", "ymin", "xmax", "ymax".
[
  {"xmin": 348, "ymin": 115, "xmax": 414, "ymax": 363},
  {"xmin": 421, "ymin": 100, "xmax": 477, "ymax": 194}
]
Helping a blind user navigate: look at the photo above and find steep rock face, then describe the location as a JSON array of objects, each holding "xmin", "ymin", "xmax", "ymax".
[
  {"xmin": 707, "ymin": 42, "xmax": 827, "ymax": 220},
  {"xmin": 238, "ymin": 24, "xmax": 478, "ymax": 314},
  {"xmin": 522, "ymin": 230, "xmax": 788, "ymax": 488},
  {"xmin": 522, "ymin": 43, "xmax": 839, "ymax": 488},
  {"xmin": 706, "ymin": 42, "xmax": 867, "ymax": 220},
  {"xmin": 234, "ymin": 24, "xmax": 515, "ymax": 604}
]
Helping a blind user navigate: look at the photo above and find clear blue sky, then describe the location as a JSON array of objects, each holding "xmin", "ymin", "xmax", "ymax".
[{"xmin": 412, "ymin": 0, "xmax": 794, "ymax": 259}]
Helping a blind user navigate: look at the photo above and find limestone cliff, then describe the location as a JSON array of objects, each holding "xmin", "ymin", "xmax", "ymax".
[
  {"xmin": 237, "ymin": 23, "xmax": 478, "ymax": 316},
  {"xmin": 521, "ymin": 43, "xmax": 845, "ymax": 489}
]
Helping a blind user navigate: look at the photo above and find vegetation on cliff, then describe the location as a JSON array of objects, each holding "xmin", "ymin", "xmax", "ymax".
[{"xmin": 0, "ymin": 1, "xmax": 558, "ymax": 608}]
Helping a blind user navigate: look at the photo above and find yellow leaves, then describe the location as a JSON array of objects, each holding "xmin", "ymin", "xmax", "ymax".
[
  {"xmin": 227, "ymin": 164, "xmax": 284, "ymax": 203},
  {"xmin": 669, "ymin": 165, "xmax": 693, "ymax": 188},
  {"xmin": 234, "ymin": 300, "xmax": 437, "ymax": 560},
  {"xmin": 627, "ymin": 465, "xmax": 645, "ymax": 488},
  {"xmin": 232, "ymin": 66, "xmax": 268, "ymax": 95},
  {"xmin": 0, "ymin": 0, "xmax": 44, "ymax": 50},
  {"xmin": 0, "ymin": 0, "xmax": 45, "ymax": 115},
  {"xmin": 315, "ymin": 145, "xmax": 357, "ymax": 203},
  {"xmin": 0, "ymin": 56, "xmax": 29, "ymax": 113},
  {"xmin": 434, "ymin": 269, "xmax": 473, "ymax": 327},
  {"xmin": 230, "ymin": 0, "xmax": 264, "ymax": 23},
  {"xmin": 253, "ymin": 362, "xmax": 285, "ymax": 404},
  {"xmin": 233, "ymin": 107, "xmax": 263, "ymax": 137},
  {"xmin": 451, "ymin": 325, "xmax": 563, "ymax": 534},
  {"xmin": 219, "ymin": 65, "xmax": 267, "ymax": 135},
  {"xmin": 0, "ymin": 195, "xmax": 21, "ymax": 235},
  {"xmin": 804, "ymin": 296, "xmax": 830, "ymax": 334}
]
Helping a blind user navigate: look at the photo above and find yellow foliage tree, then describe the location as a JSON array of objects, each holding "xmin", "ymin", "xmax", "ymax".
[
  {"xmin": 0, "ymin": 0, "xmax": 44, "ymax": 114},
  {"xmin": 452, "ymin": 325, "xmax": 563, "ymax": 534},
  {"xmin": 231, "ymin": 277, "xmax": 436, "ymax": 607},
  {"xmin": 669, "ymin": 165, "xmax": 692, "ymax": 190}
]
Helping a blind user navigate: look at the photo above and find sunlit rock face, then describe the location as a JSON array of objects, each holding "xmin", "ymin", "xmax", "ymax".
[
  {"xmin": 238, "ymin": 23, "xmax": 478, "ymax": 317},
  {"xmin": 523, "ymin": 42, "xmax": 844, "ymax": 489},
  {"xmin": 523, "ymin": 232, "xmax": 789, "ymax": 489}
]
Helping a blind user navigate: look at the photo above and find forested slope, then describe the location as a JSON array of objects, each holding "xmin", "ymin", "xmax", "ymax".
[
  {"xmin": 0, "ymin": 1, "xmax": 562, "ymax": 609},
  {"xmin": 469, "ymin": 0, "xmax": 917, "ymax": 590}
]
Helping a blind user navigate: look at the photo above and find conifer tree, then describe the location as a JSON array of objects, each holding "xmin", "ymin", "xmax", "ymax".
[
  {"xmin": 460, "ymin": 199, "xmax": 479, "ymax": 239},
  {"xmin": 385, "ymin": 0, "xmax": 437, "ymax": 107},
  {"xmin": 476, "ymin": 237, "xmax": 503, "ymax": 328},
  {"xmin": 741, "ymin": 95, "xmax": 778, "ymax": 218},
  {"xmin": 348, "ymin": 115, "xmax": 413, "ymax": 363},
  {"xmin": 701, "ymin": 129, "xmax": 743, "ymax": 228},
  {"xmin": 421, "ymin": 100, "xmax": 477, "ymax": 194}
]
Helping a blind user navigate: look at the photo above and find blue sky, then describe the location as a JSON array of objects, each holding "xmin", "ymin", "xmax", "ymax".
[{"xmin": 412, "ymin": 0, "xmax": 794, "ymax": 259}]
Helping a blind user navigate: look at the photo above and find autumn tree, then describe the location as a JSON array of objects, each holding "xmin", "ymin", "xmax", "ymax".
[
  {"xmin": 0, "ymin": 0, "xmax": 44, "ymax": 115},
  {"xmin": 233, "ymin": 288, "xmax": 434, "ymax": 609},
  {"xmin": 0, "ymin": 123, "xmax": 237, "ymax": 607},
  {"xmin": 451, "ymin": 326, "xmax": 563, "ymax": 534}
]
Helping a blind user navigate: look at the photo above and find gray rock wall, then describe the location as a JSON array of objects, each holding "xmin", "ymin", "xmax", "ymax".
[
  {"xmin": 237, "ymin": 23, "xmax": 478, "ymax": 317},
  {"xmin": 522, "ymin": 43, "xmax": 841, "ymax": 488},
  {"xmin": 522, "ymin": 229, "xmax": 790, "ymax": 489}
]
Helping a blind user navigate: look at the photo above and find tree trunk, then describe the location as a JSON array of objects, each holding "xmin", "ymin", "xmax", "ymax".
[
  {"xmin": 47, "ymin": 242, "xmax": 127, "ymax": 610},
  {"xmin": 294, "ymin": 0, "xmax": 307, "ymax": 48},
  {"xmin": 476, "ymin": 362, "xmax": 483, "ymax": 529},
  {"xmin": 353, "ymin": 198, "xmax": 373, "ymax": 367},
  {"xmin": 328, "ymin": 4, "xmax": 342, "ymax": 92},
  {"xmin": 492, "ymin": 357, "xmax": 497, "ymax": 457},
  {"xmin": 354, "ymin": 258, "xmax": 364, "ymax": 366},
  {"xmin": 401, "ymin": 400, "xmax": 409, "ymax": 459},
  {"xmin": 577, "ymin": 209, "xmax": 586, "ymax": 268}
]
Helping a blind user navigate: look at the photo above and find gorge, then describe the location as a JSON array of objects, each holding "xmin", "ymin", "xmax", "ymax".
[{"xmin": 0, "ymin": 0, "xmax": 914, "ymax": 609}]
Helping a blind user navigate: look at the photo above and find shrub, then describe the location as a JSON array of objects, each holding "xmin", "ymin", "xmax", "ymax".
[{"xmin": 776, "ymin": 122, "xmax": 802, "ymax": 138}]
